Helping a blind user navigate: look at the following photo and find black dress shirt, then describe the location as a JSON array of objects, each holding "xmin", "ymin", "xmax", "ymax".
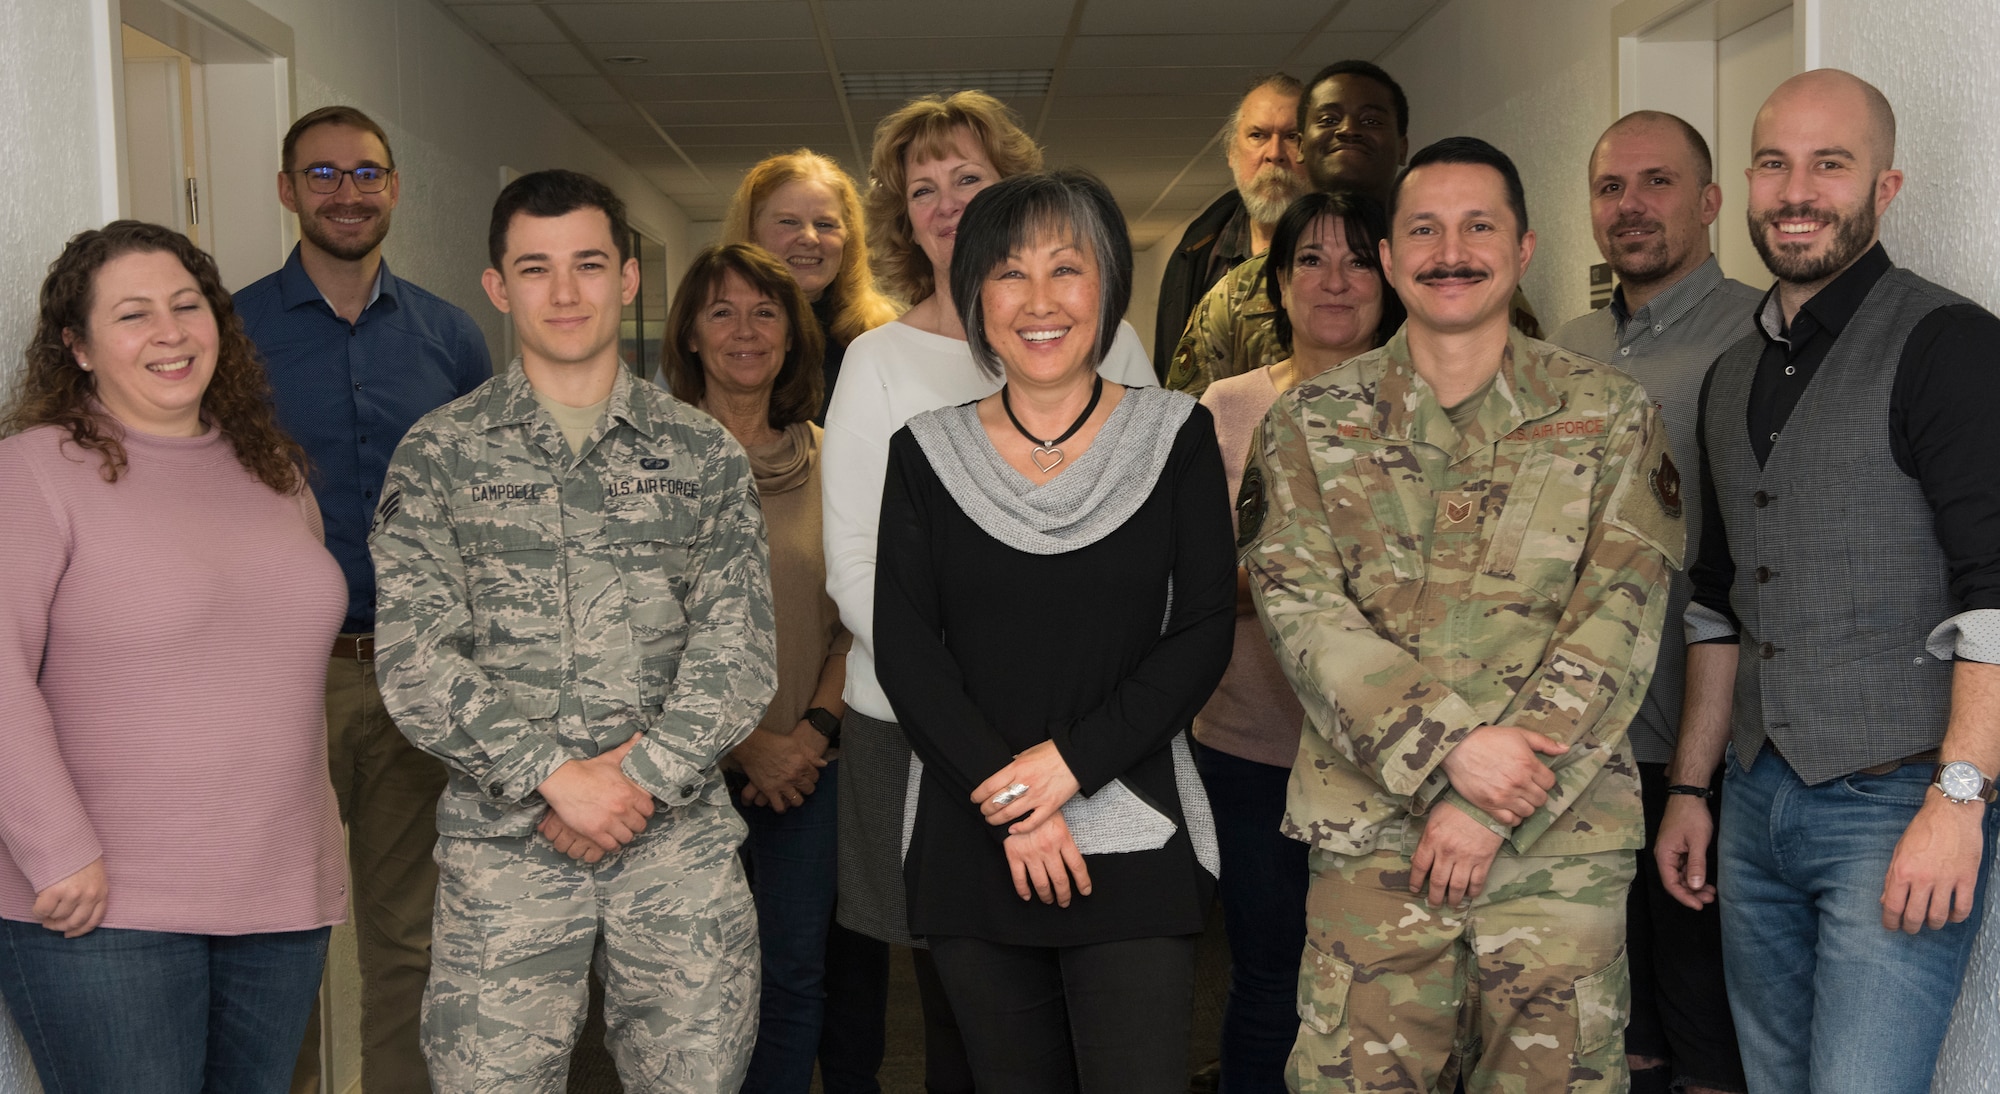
[{"xmin": 1690, "ymin": 244, "xmax": 2000, "ymax": 638}]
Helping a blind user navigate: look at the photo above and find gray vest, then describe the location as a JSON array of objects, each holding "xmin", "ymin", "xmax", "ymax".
[{"xmin": 1705, "ymin": 268, "xmax": 1965, "ymax": 785}]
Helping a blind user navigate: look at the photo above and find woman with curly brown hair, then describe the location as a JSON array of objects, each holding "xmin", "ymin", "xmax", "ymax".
[
  {"xmin": 818, "ymin": 90, "xmax": 1159, "ymax": 1093},
  {"xmin": 722, "ymin": 150, "xmax": 899, "ymax": 421},
  {"xmin": 0, "ymin": 221, "xmax": 347, "ymax": 1092}
]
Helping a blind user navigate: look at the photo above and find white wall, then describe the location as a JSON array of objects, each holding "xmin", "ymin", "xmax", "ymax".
[
  {"xmin": 1826, "ymin": 1, "xmax": 2000, "ymax": 1082},
  {"xmin": 0, "ymin": 6, "xmax": 108, "ymax": 1084},
  {"xmin": 0, "ymin": 0, "xmax": 697, "ymax": 1086},
  {"xmin": 1376, "ymin": 0, "xmax": 1619, "ymax": 329}
]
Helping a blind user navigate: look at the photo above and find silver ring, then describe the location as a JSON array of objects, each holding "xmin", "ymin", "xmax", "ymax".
[{"xmin": 991, "ymin": 782, "xmax": 1030, "ymax": 807}]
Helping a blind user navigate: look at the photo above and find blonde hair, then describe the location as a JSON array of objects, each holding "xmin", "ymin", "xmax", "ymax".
[
  {"xmin": 863, "ymin": 91, "xmax": 1043, "ymax": 304},
  {"xmin": 722, "ymin": 149, "xmax": 899, "ymax": 345}
]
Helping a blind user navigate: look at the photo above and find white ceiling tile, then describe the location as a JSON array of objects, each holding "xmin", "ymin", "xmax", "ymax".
[
  {"xmin": 1059, "ymin": 66, "xmax": 1269, "ymax": 97},
  {"xmin": 1068, "ymin": 33, "xmax": 1301, "ymax": 70},
  {"xmin": 563, "ymin": 101, "xmax": 647, "ymax": 128},
  {"xmin": 1295, "ymin": 30, "xmax": 1402, "ymax": 65},
  {"xmin": 550, "ymin": 2, "xmax": 813, "ymax": 42},
  {"xmin": 640, "ymin": 99, "xmax": 848, "ymax": 126},
  {"xmin": 532, "ymin": 75, "xmax": 626, "ymax": 105},
  {"xmin": 1040, "ymin": 117, "xmax": 1225, "ymax": 142},
  {"xmin": 494, "ymin": 41, "xmax": 596, "ymax": 76},
  {"xmin": 1046, "ymin": 93, "xmax": 1241, "ymax": 120},
  {"xmin": 670, "ymin": 123, "xmax": 854, "ymax": 149},
  {"xmin": 834, "ymin": 36, "xmax": 1065, "ymax": 72},
  {"xmin": 1331, "ymin": 0, "xmax": 1444, "ymax": 32},
  {"xmin": 578, "ymin": 38, "xmax": 824, "ymax": 73},
  {"xmin": 451, "ymin": 5, "xmax": 565, "ymax": 44},
  {"xmin": 612, "ymin": 72, "xmax": 838, "ymax": 100},
  {"xmin": 823, "ymin": 0, "xmax": 1074, "ymax": 39},
  {"xmin": 1081, "ymin": 0, "xmax": 1332, "ymax": 36}
]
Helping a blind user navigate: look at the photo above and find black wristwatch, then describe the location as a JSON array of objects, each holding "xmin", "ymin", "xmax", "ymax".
[{"xmin": 803, "ymin": 707, "xmax": 842, "ymax": 749}]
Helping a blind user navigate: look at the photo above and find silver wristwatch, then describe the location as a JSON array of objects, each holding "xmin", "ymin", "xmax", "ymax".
[{"xmin": 1932, "ymin": 761, "xmax": 1998, "ymax": 804}]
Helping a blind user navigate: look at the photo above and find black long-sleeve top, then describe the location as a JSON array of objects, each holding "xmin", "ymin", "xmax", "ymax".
[
  {"xmin": 1690, "ymin": 245, "xmax": 2000, "ymax": 639},
  {"xmin": 873, "ymin": 408, "xmax": 1236, "ymax": 946}
]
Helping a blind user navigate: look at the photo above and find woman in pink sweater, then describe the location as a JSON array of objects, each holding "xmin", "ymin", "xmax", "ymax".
[{"xmin": 0, "ymin": 221, "xmax": 347, "ymax": 1092}]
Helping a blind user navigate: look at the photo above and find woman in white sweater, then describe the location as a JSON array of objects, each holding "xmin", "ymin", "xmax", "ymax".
[{"xmin": 819, "ymin": 90, "xmax": 1153, "ymax": 1092}]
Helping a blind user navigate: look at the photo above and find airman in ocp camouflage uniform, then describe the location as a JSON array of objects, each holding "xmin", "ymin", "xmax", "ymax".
[
  {"xmin": 1244, "ymin": 325, "xmax": 1681, "ymax": 1093},
  {"xmin": 1164, "ymin": 253, "xmax": 1546, "ymax": 399},
  {"xmin": 1240, "ymin": 137, "xmax": 1682, "ymax": 1094},
  {"xmin": 373, "ymin": 355, "xmax": 776, "ymax": 1091}
]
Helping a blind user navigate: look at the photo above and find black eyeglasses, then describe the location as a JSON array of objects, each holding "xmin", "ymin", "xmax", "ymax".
[{"xmin": 296, "ymin": 166, "xmax": 393, "ymax": 194}]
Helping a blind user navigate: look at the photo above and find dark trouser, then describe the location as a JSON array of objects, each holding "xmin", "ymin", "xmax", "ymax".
[
  {"xmin": 912, "ymin": 946, "xmax": 974, "ymax": 1093},
  {"xmin": 1193, "ymin": 741, "xmax": 1308, "ymax": 1094},
  {"xmin": 0, "ymin": 920, "xmax": 329, "ymax": 1094},
  {"xmin": 734, "ymin": 760, "xmax": 893, "ymax": 1094},
  {"xmin": 1627, "ymin": 762, "xmax": 1746, "ymax": 1092},
  {"xmin": 928, "ymin": 934, "xmax": 1198, "ymax": 1094}
]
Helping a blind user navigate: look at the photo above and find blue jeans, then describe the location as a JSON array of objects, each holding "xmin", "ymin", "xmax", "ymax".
[
  {"xmin": 1719, "ymin": 745, "xmax": 1997, "ymax": 1094},
  {"xmin": 736, "ymin": 760, "xmax": 890, "ymax": 1094},
  {"xmin": 1193, "ymin": 741, "xmax": 1309, "ymax": 1094},
  {"xmin": 0, "ymin": 919, "xmax": 329, "ymax": 1094}
]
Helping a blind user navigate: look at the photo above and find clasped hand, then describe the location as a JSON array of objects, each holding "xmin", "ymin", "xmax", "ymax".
[
  {"xmin": 32, "ymin": 858, "xmax": 108, "ymax": 937},
  {"xmin": 1440, "ymin": 724, "xmax": 1569, "ymax": 825},
  {"xmin": 973, "ymin": 740, "xmax": 1081, "ymax": 835},
  {"xmin": 537, "ymin": 733, "xmax": 654, "ymax": 863},
  {"xmin": 732, "ymin": 722, "xmax": 828, "ymax": 813},
  {"xmin": 1004, "ymin": 810, "xmax": 1092, "ymax": 906}
]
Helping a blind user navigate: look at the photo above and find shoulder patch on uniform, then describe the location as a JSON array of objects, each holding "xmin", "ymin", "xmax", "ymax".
[
  {"xmin": 1650, "ymin": 450, "xmax": 1683, "ymax": 519},
  {"xmin": 1235, "ymin": 462, "xmax": 1268, "ymax": 551},
  {"xmin": 371, "ymin": 488, "xmax": 402, "ymax": 536}
]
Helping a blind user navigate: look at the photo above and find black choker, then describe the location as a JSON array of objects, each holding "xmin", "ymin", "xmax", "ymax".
[{"xmin": 1001, "ymin": 376, "xmax": 1103, "ymax": 473}]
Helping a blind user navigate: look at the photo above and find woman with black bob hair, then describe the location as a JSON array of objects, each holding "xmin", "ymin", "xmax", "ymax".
[
  {"xmin": 872, "ymin": 169, "xmax": 1236, "ymax": 1093},
  {"xmin": 1191, "ymin": 188, "xmax": 1401, "ymax": 1093}
]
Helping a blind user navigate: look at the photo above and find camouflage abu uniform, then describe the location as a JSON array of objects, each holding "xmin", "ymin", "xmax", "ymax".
[
  {"xmin": 372, "ymin": 361, "xmax": 776, "ymax": 1093},
  {"xmin": 1165, "ymin": 254, "xmax": 1547, "ymax": 399},
  {"xmin": 1238, "ymin": 328, "xmax": 1683, "ymax": 1093}
]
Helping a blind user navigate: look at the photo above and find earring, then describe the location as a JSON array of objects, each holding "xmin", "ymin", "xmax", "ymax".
[{"xmin": 78, "ymin": 360, "xmax": 91, "ymax": 371}]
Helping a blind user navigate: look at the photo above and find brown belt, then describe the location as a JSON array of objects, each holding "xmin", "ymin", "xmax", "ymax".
[{"xmin": 333, "ymin": 633, "xmax": 375, "ymax": 661}]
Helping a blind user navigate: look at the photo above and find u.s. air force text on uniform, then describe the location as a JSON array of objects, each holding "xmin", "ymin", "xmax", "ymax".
[
  {"xmin": 1238, "ymin": 328, "xmax": 1683, "ymax": 1093},
  {"xmin": 371, "ymin": 361, "xmax": 777, "ymax": 1093}
]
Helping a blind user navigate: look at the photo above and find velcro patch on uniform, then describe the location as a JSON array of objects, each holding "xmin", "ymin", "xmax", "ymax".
[
  {"xmin": 1235, "ymin": 462, "xmax": 1268, "ymax": 551},
  {"xmin": 1606, "ymin": 415, "xmax": 1686, "ymax": 569},
  {"xmin": 640, "ymin": 456, "xmax": 670, "ymax": 470},
  {"xmin": 1650, "ymin": 450, "xmax": 1682, "ymax": 518}
]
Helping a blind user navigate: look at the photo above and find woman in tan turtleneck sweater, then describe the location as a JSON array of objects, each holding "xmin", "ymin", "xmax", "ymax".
[{"xmin": 663, "ymin": 242, "xmax": 855, "ymax": 1091}]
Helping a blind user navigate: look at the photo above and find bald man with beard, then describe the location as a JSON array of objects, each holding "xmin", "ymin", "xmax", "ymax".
[{"xmin": 1656, "ymin": 69, "xmax": 2000, "ymax": 1094}]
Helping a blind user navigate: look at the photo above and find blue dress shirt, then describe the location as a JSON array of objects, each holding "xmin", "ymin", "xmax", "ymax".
[{"xmin": 236, "ymin": 246, "xmax": 492, "ymax": 632}]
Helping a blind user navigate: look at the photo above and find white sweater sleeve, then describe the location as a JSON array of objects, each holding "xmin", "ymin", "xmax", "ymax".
[{"xmin": 820, "ymin": 332, "xmax": 900, "ymax": 720}]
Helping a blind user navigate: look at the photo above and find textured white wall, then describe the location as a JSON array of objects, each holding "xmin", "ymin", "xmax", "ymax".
[
  {"xmin": 1822, "ymin": 2, "xmax": 2000, "ymax": 1084},
  {"xmin": 1376, "ymin": 0, "xmax": 1619, "ymax": 330},
  {"xmin": 0, "ymin": 0, "xmax": 100, "ymax": 1082}
]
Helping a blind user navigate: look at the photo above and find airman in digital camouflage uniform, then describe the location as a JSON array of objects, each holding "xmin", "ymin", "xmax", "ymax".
[
  {"xmin": 372, "ymin": 169, "xmax": 775, "ymax": 1093},
  {"xmin": 1166, "ymin": 61, "xmax": 1541, "ymax": 400},
  {"xmin": 1238, "ymin": 138, "xmax": 1682, "ymax": 1093}
]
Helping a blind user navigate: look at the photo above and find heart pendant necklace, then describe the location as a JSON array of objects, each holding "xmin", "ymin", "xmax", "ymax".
[{"xmin": 1002, "ymin": 376, "xmax": 1104, "ymax": 474}]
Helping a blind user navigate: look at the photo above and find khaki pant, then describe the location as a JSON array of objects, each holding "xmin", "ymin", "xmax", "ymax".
[
  {"xmin": 1289, "ymin": 845, "xmax": 1634, "ymax": 1094},
  {"xmin": 293, "ymin": 650, "xmax": 447, "ymax": 1094}
]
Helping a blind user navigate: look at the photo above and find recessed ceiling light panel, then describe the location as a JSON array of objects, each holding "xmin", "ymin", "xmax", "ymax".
[
  {"xmin": 603, "ymin": 55, "xmax": 649, "ymax": 66},
  {"xmin": 842, "ymin": 69, "xmax": 1053, "ymax": 99}
]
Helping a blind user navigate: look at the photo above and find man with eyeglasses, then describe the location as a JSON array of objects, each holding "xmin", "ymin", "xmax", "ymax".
[{"xmin": 235, "ymin": 104, "xmax": 491, "ymax": 1094}]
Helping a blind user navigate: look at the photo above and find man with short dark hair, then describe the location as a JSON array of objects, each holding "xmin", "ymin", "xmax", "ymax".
[
  {"xmin": 1167, "ymin": 62, "xmax": 1539, "ymax": 398},
  {"xmin": 234, "ymin": 104, "xmax": 491, "ymax": 1094},
  {"xmin": 1657, "ymin": 69, "xmax": 2000, "ymax": 1094},
  {"xmin": 1241, "ymin": 136, "xmax": 1681, "ymax": 1092},
  {"xmin": 372, "ymin": 169, "xmax": 777, "ymax": 1091},
  {"xmin": 1150, "ymin": 73, "xmax": 1306, "ymax": 381},
  {"xmin": 1553, "ymin": 109, "xmax": 1758, "ymax": 1094}
]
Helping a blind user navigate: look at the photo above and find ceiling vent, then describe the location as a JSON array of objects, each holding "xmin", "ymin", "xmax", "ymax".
[{"xmin": 842, "ymin": 69, "xmax": 1053, "ymax": 99}]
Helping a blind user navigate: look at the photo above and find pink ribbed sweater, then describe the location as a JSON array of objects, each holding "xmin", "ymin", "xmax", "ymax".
[{"xmin": 0, "ymin": 424, "xmax": 348, "ymax": 934}]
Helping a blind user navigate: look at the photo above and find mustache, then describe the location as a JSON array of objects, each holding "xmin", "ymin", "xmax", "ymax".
[
  {"xmin": 1759, "ymin": 201, "xmax": 1832, "ymax": 225},
  {"xmin": 1414, "ymin": 264, "xmax": 1487, "ymax": 284}
]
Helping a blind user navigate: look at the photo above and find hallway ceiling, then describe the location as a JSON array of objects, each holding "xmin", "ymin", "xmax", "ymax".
[{"xmin": 440, "ymin": 0, "xmax": 1446, "ymax": 245}]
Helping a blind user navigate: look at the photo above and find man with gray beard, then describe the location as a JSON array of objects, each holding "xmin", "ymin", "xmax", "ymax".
[{"xmin": 1151, "ymin": 74, "xmax": 1307, "ymax": 381}]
